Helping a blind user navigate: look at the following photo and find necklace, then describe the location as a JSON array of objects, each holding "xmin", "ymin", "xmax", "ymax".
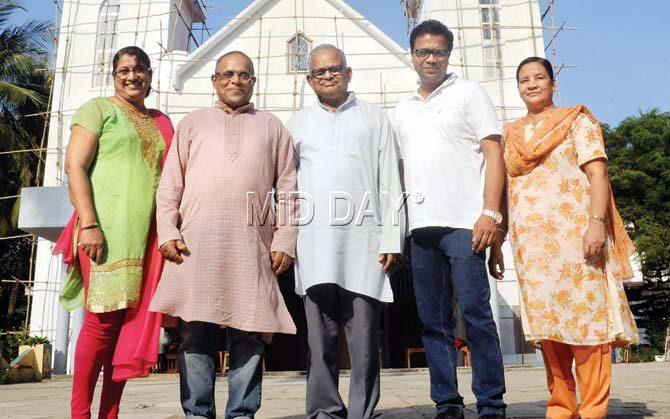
[{"xmin": 111, "ymin": 96, "xmax": 151, "ymax": 119}]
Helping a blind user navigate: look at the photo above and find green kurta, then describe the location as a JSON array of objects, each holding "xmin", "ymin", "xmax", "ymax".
[{"xmin": 60, "ymin": 97, "xmax": 165, "ymax": 312}]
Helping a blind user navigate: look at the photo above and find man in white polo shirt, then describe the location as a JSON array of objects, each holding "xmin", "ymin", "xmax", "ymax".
[{"xmin": 394, "ymin": 20, "xmax": 507, "ymax": 419}]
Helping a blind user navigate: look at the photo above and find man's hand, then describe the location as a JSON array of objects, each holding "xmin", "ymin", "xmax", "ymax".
[
  {"xmin": 487, "ymin": 231, "xmax": 506, "ymax": 280},
  {"xmin": 271, "ymin": 251, "xmax": 294, "ymax": 275},
  {"xmin": 159, "ymin": 239, "xmax": 190, "ymax": 264},
  {"xmin": 472, "ymin": 215, "xmax": 498, "ymax": 253},
  {"xmin": 378, "ymin": 253, "xmax": 399, "ymax": 273},
  {"xmin": 583, "ymin": 219, "xmax": 607, "ymax": 260},
  {"xmin": 78, "ymin": 227, "xmax": 105, "ymax": 264}
]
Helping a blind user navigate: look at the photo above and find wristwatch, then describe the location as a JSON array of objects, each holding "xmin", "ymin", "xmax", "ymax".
[{"xmin": 482, "ymin": 209, "xmax": 503, "ymax": 225}]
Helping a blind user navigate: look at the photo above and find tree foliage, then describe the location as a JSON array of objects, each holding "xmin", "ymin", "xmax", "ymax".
[
  {"xmin": 0, "ymin": 0, "xmax": 51, "ymax": 338},
  {"xmin": 605, "ymin": 109, "xmax": 670, "ymax": 352},
  {"xmin": 0, "ymin": 0, "xmax": 51, "ymax": 236}
]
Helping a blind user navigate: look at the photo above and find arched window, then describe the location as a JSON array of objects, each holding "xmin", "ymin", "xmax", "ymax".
[
  {"xmin": 480, "ymin": 0, "xmax": 501, "ymax": 41},
  {"xmin": 93, "ymin": 0, "xmax": 120, "ymax": 87},
  {"xmin": 287, "ymin": 33, "xmax": 311, "ymax": 73}
]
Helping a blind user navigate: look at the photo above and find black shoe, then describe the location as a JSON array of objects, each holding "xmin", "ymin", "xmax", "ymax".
[
  {"xmin": 479, "ymin": 414, "xmax": 506, "ymax": 419},
  {"xmin": 435, "ymin": 409, "xmax": 465, "ymax": 419}
]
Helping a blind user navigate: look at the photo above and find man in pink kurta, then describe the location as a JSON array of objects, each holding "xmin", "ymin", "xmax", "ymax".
[{"xmin": 150, "ymin": 51, "xmax": 297, "ymax": 419}]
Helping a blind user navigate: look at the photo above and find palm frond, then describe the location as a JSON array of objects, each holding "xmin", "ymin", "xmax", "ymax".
[
  {"xmin": 0, "ymin": 1, "xmax": 24, "ymax": 29},
  {"xmin": 0, "ymin": 53, "xmax": 38, "ymax": 83},
  {"xmin": 0, "ymin": 105, "xmax": 37, "ymax": 150},
  {"xmin": 0, "ymin": 20, "xmax": 52, "ymax": 58},
  {"xmin": 0, "ymin": 0, "xmax": 52, "ymax": 237},
  {"xmin": 0, "ymin": 80, "xmax": 42, "ymax": 107}
]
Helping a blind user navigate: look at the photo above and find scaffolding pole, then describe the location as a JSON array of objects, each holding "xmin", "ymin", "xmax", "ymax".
[{"xmin": 3, "ymin": 0, "xmax": 580, "ymax": 359}]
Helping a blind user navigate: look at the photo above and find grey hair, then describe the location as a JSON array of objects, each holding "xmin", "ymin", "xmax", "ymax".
[{"xmin": 309, "ymin": 44, "xmax": 348, "ymax": 69}]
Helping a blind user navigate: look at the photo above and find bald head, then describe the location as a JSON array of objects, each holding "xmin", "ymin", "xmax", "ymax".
[{"xmin": 215, "ymin": 51, "xmax": 255, "ymax": 75}]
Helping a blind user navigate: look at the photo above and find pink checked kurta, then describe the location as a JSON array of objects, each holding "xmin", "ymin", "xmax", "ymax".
[{"xmin": 150, "ymin": 102, "xmax": 298, "ymax": 335}]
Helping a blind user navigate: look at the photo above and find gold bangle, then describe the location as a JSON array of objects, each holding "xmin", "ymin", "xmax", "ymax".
[{"xmin": 590, "ymin": 215, "xmax": 606, "ymax": 224}]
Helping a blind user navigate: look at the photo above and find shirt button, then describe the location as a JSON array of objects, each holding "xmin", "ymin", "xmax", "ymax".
[{"xmin": 413, "ymin": 191, "xmax": 425, "ymax": 204}]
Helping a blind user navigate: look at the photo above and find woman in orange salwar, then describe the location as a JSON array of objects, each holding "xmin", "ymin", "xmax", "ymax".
[{"xmin": 502, "ymin": 57, "xmax": 638, "ymax": 419}]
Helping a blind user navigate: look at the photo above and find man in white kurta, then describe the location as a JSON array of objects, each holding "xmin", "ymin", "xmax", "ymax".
[{"xmin": 287, "ymin": 45, "xmax": 405, "ymax": 419}]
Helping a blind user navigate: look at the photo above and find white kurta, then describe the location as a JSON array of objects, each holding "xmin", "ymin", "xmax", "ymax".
[{"xmin": 287, "ymin": 93, "xmax": 405, "ymax": 302}]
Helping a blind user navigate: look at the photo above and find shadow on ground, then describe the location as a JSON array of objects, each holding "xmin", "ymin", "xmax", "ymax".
[{"xmin": 269, "ymin": 398, "xmax": 656, "ymax": 419}]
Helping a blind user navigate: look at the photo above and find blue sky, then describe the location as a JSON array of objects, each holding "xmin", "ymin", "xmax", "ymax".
[{"xmin": 14, "ymin": 0, "xmax": 670, "ymax": 126}]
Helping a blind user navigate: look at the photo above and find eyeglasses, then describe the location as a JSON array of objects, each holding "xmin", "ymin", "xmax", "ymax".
[
  {"xmin": 309, "ymin": 65, "xmax": 344, "ymax": 79},
  {"xmin": 213, "ymin": 71, "xmax": 254, "ymax": 82},
  {"xmin": 113, "ymin": 67, "xmax": 151, "ymax": 78},
  {"xmin": 412, "ymin": 48, "xmax": 450, "ymax": 59}
]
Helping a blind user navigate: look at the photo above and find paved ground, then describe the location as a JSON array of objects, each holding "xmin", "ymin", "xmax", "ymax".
[{"xmin": 1, "ymin": 363, "xmax": 669, "ymax": 418}]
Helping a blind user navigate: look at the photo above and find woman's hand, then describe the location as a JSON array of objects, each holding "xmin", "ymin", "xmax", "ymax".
[
  {"xmin": 582, "ymin": 159, "xmax": 610, "ymax": 261},
  {"xmin": 79, "ymin": 227, "xmax": 105, "ymax": 264},
  {"xmin": 583, "ymin": 219, "xmax": 607, "ymax": 260},
  {"xmin": 487, "ymin": 231, "xmax": 506, "ymax": 280},
  {"xmin": 65, "ymin": 125, "xmax": 102, "ymax": 264}
]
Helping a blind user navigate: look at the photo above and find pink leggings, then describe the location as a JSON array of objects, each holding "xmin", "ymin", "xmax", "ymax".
[{"xmin": 71, "ymin": 249, "xmax": 127, "ymax": 419}]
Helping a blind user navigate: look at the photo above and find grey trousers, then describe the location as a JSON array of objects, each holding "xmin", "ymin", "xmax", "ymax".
[{"xmin": 304, "ymin": 284, "xmax": 383, "ymax": 419}]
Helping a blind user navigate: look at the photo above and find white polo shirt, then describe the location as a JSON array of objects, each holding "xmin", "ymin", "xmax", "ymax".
[{"xmin": 394, "ymin": 73, "xmax": 502, "ymax": 233}]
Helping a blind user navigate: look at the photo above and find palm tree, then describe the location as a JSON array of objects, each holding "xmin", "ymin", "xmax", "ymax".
[
  {"xmin": 0, "ymin": 0, "xmax": 51, "ymax": 236},
  {"xmin": 0, "ymin": 0, "xmax": 51, "ymax": 338}
]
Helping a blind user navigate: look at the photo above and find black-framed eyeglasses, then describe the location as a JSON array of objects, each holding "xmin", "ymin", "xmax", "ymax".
[
  {"xmin": 212, "ymin": 71, "xmax": 254, "ymax": 82},
  {"xmin": 309, "ymin": 65, "xmax": 344, "ymax": 79},
  {"xmin": 412, "ymin": 48, "xmax": 450, "ymax": 59},
  {"xmin": 113, "ymin": 67, "xmax": 151, "ymax": 78}
]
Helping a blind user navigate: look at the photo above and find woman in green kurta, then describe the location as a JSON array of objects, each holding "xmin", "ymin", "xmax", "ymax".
[
  {"xmin": 54, "ymin": 46, "xmax": 174, "ymax": 419},
  {"xmin": 60, "ymin": 94, "xmax": 165, "ymax": 311}
]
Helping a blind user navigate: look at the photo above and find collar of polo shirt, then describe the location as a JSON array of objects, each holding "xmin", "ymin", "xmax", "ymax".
[{"xmin": 412, "ymin": 73, "xmax": 458, "ymax": 102}]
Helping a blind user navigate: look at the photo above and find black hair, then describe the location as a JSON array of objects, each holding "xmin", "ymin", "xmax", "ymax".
[
  {"xmin": 112, "ymin": 46, "xmax": 153, "ymax": 97},
  {"xmin": 409, "ymin": 19, "xmax": 454, "ymax": 53},
  {"xmin": 516, "ymin": 56, "xmax": 554, "ymax": 83}
]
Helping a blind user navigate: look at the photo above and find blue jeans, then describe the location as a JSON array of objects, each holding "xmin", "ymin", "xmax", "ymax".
[
  {"xmin": 178, "ymin": 321, "xmax": 265, "ymax": 419},
  {"xmin": 410, "ymin": 227, "xmax": 506, "ymax": 417}
]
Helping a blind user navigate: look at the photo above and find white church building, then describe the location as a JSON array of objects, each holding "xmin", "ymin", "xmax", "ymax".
[{"xmin": 23, "ymin": 0, "xmax": 561, "ymax": 373}]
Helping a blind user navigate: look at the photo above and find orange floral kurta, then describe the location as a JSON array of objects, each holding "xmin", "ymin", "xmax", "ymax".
[{"xmin": 505, "ymin": 113, "xmax": 638, "ymax": 346}]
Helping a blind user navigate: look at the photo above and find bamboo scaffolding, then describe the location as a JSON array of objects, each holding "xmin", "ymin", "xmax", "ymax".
[
  {"xmin": 2, "ymin": 0, "xmax": 575, "ymax": 345},
  {"xmin": 50, "ymin": 7, "xmax": 575, "ymax": 34}
]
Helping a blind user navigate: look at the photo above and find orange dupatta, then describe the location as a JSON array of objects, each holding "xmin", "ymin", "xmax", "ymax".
[{"xmin": 503, "ymin": 105, "xmax": 635, "ymax": 280}]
